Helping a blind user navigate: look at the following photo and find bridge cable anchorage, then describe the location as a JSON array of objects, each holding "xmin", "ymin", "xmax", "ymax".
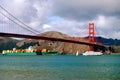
[{"xmin": 0, "ymin": 5, "xmax": 40, "ymax": 34}]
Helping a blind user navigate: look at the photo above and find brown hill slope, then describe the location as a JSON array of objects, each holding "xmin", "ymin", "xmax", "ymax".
[{"xmin": 17, "ymin": 31, "xmax": 90, "ymax": 54}]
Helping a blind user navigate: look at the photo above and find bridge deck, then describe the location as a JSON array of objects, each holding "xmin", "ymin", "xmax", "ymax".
[{"xmin": 0, "ymin": 32, "xmax": 104, "ymax": 47}]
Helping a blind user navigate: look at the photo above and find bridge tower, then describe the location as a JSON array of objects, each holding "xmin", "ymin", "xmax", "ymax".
[
  {"xmin": 89, "ymin": 23, "xmax": 94, "ymax": 42},
  {"xmin": 88, "ymin": 23, "xmax": 95, "ymax": 51}
]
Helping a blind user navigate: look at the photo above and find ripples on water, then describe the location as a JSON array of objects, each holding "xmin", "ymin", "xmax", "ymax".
[{"xmin": 0, "ymin": 54, "xmax": 120, "ymax": 80}]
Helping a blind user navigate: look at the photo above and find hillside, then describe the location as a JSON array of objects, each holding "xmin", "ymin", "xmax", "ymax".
[
  {"xmin": 92, "ymin": 37, "xmax": 120, "ymax": 53},
  {"xmin": 95, "ymin": 37, "xmax": 120, "ymax": 46},
  {"xmin": 0, "ymin": 31, "xmax": 120, "ymax": 54},
  {"xmin": 16, "ymin": 31, "xmax": 120, "ymax": 53},
  {"xmin": 17, "ymin": 31, "xmax": 90, "ymax": 54},
  {"xmin": 85, "ymin": 37, "xmax": 120, "ymax": 46},
  {"xmin": 0, "ymin": 37, "xmax": 18, "ymax": 53}
]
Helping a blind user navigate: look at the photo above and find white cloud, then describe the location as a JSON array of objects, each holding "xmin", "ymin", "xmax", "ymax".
[
  {"xmin": 53, "ymin": 0, "xmax": 120, "ymax": 20},
  {"xmin": 0, "ymin": 0, "xmax": 52, "ymax": 34},
  {"xmin": 41, "ymin": 19, "xmax": 88, "ymax": 37},
  {"xmin": 94, "ymin": 15, "xmax": 120, "ymax": 39},
  {"xmin": 96, "ymin": 16, "xmax": 106, "ymax": 28},
  {"xmin": 0, "ymin": 0, "xmax": 120, "ymax": 39},
  {"xmin": 43, "ymin": 24, "xmax": 51, "ymax": 29}
]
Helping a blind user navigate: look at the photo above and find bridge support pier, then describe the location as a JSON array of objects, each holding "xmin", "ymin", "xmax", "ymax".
[{"xmin": 89, "ymin": 45, "xmax": 94, "ymax": 51}]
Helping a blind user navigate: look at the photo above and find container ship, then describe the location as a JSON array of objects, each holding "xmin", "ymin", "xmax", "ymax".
[{"xmin": 2, "ymin": 46, "xmax": 57, "ymax": 56}]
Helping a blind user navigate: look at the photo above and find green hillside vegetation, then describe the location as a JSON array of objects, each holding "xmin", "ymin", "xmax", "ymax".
[
  {"xmin": 111, "ymin": 46, "xmax": 120, "ymax": 53},
  {"xmin": 0, "ymin": 37, "xmax": 18, "ymax": 53},
  {"xmin": 92, "ymin": 37, "xmax": 120, "ymax": 53},
  {"xmin": 95, "ymin": 37, "xmax": 120, "ymax": 46},
  {"xmin": 17, "ymin": 41, "xmax": 39, "ymax": 49}
]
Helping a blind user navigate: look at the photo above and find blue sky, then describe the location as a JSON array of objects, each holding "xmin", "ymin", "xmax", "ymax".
[{"xmin": 0, "ymin": 0, "xmax": 120, "ymax": 39}]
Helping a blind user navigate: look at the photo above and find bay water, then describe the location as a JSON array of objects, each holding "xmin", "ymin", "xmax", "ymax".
[{"xmin": 0, "ymin": 54, "xmax": 120, "ymax": 80}]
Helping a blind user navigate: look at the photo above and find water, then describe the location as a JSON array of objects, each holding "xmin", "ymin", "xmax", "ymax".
[{"xmin": 0, "ymin": 54, "xmax": 120, "ymax": 80}]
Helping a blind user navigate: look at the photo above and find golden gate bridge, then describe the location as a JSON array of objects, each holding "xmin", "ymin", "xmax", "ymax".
[{"xmin": 0, "ymin": 5, "xmax": 105, "ymax": 52}]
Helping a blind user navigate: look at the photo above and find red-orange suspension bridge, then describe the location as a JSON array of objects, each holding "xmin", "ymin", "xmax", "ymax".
[
  {"xmin": 0, "ymin": 5, "xmax": 105, "ymax": 51},
  {"xmin": 0, "ymin": 32, "xmax": 105, "ymax": 51}
]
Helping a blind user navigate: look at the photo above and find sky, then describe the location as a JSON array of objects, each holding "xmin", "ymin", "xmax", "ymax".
[{"xmin": 0, "ymin": 0, "xmax": 120, "ymax": 39}]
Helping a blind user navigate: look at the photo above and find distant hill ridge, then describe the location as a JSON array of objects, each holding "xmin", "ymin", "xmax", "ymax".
[{"xmin": 94, "ymin": 37, "xmax": 120, "ymax": 46}]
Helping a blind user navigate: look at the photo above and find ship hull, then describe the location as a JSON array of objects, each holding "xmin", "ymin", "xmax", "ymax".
[
  {"xmin": 2, "ymin": 52, "xmax": 37, "ymax": 56},
  {"xmin": 2, "ymin": 51, "xmax": 57, "ymax": 56}
]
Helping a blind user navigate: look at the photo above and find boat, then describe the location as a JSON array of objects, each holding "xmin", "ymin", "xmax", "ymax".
[
  {"xmin": 82, "ymin": 51, "xmax": 103, "ymax": 56},
  {"xmin": 76, "ymin": 51, "xmax": 79, "ymax": 56},
  {"xmin": 2, "ymin": 47, "xmax": 57, "ymax": 56},
  {"xmin": 41, "ymin": 49, "xmax": 57, "ymax": 55},
  {"xmin": 2, "ymin": 49, "xmax": 57, "ymax": 56}
]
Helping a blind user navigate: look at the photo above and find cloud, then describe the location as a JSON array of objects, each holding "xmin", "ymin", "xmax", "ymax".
[
  {"xmin": 50, "ymin": 0, "xmax": 120, "ymax": 39},
  {"xmin": 0, "ymin": 0, "xmax": 52, "ymax": 34},
  {"xmin": 0, "ymin": 0, "xmax": 120, "ymax": 39},
  {"xmin": 53, "ymin": 0, "xmax": 120, "ymax": 20},
  {"xmin": 94, "ymin": 15, "xmax": 120, "ymax": 39},
  {"xmin": 42, "ymin": 19, "xmax": 88, "ymax": 37}
]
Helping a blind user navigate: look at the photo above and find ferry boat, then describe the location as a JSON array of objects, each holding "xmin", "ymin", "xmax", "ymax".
[
  {"xmin": 2, "ymin": 47, "xmax": 57, "ymax": 56},
  {"xmin": 82, "ymin": 51, "xmax": 103, "ymax": 56}
]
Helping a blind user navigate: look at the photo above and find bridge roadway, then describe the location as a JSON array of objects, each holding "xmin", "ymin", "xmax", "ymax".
[{"xmin": 0, "ymin": 32, "xmax": 105, "ymax": 48}]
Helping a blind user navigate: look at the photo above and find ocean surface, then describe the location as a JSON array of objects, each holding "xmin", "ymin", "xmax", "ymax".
[{"xmin": 0, "ymin": 54, "xmax": 120, "ymax": 80}]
